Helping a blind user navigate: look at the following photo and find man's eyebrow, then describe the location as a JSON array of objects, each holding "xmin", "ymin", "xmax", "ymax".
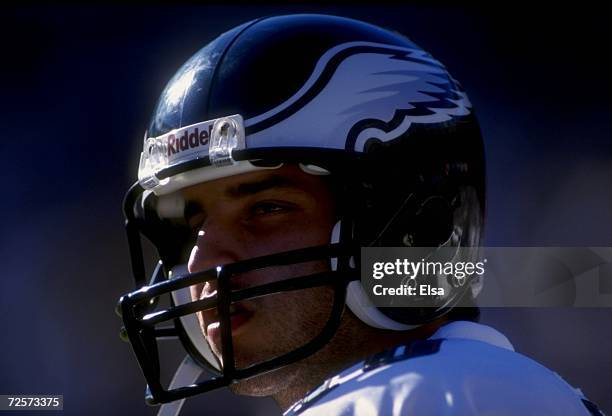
[{"xmin": 226, "ymin": 175, "xmax": 298, "ymax": 198}]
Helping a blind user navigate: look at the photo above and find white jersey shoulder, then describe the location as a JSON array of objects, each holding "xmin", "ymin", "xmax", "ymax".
[{"xmin": 285, "ymin": 321, "xmax": 600, "ymax": 416}]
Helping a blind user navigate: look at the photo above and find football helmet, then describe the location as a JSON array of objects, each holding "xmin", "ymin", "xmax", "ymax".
[{"xmin": 118, "ymin": 13, "xmax": 485, "ymax": 408}]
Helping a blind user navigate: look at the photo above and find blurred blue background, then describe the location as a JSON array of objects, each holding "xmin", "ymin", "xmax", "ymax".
[{"xmin": 1, "ymin": 4, "xmax": 610, "ymax": 415}]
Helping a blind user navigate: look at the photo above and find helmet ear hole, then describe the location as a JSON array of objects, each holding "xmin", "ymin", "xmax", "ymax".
[
  {"xmin": 367, "ymin": 195, "xmax": 454, "ymax": 248},
  {"xmin": 412, "ymin": 196, "xmax": 454, "ymax": 246}
]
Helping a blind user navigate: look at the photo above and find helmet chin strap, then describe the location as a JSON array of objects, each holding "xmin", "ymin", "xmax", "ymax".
[
  {"xmin": 157, "ymin": 355, "xmax": 203, "ymax": 416},
  {"xmin": 330, "ymin": 221, "xmax": 416, "ymax": 331}
]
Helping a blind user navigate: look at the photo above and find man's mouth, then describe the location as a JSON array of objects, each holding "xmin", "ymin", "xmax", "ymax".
[{"xmin": 202, "ymin": 302, "xmax": 254, "ymax": 342}]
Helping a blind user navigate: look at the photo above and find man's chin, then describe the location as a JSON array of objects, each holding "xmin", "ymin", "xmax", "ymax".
[
  {"xmin": 228, "ymin": 364, "xmax": 299, "ymax": 398},
  {"xmin": 207, "ymin": 339, "xmax": 269, "ymax": 369}
]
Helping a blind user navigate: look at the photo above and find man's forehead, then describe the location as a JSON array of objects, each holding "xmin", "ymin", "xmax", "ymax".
[{"xmin": 180, "ymin": 165, "xmax": 325, "ymax": 200}]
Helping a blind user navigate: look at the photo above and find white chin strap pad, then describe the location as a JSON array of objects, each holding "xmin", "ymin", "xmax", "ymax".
[
  {"xmin": 169, "ymin": 265, "xmax": 220, "ymax": 371},
  {"xmin": 157, "ymin": 355, "xmax": 203, "ymax": 416},
  {"xmin": 330, "ymin": 221, "xmax": 416, "ymax": 331}
]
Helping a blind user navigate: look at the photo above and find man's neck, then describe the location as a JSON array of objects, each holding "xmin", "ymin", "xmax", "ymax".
[{"xmin": 272, "ymin": 313, "xmax": 447, "ymax": 411}]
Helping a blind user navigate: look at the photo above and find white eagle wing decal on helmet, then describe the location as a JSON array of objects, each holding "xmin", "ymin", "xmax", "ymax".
[{"xmin": 245, "ymin": 41, "xmax": 472, "ymax": 152}]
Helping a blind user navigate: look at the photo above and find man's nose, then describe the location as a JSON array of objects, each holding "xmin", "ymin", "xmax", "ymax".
[
  {"xmin": 187, "ymin": 220, "xmax": 241, "ymax": 275},
  {"xmin": 187, "ymin": 221, "xmax": 242, "ymax": 301}
]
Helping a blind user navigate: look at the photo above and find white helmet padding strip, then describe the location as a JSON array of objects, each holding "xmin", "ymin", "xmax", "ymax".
[
  {"xmin": 156, "ymin": 355, "xmax": 203, "ymax": 416},
  {"xmin": 329, "ymin": 221, "xmax": 415, "ymax": 331},
  {"xmin": 151, "ymin": 160, "xmax": 271, "ymax": 196},
  {"xmin": 169, "ymin": 265, "xmax": 220, "ymax": 371}
]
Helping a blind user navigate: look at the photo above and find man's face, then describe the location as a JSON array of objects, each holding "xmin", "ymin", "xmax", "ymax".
[{"xmin": 182, "ymin": 165, "xmax": 337, "ymax": 370}]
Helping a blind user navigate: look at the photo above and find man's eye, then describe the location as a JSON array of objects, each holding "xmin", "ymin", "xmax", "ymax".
[
  {"xmin": 250, "ymin": 201, "xmax": 291, "ymax": 217},
  {"xmin": 184, "ymin": 201, "xmax": 206, "ymax": 232},
  {"xmin": 186, "ymin": 214, "xmax": 206, "ymax": 232}
]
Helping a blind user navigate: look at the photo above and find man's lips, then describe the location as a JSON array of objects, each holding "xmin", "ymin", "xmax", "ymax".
[{"xmin": 202, "ymin": 301, "xmax": 254, "ymax": 341}]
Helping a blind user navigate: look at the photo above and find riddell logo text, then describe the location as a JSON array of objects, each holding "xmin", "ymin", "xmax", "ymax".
[{"xmin": 167, "ymin": 125, "xmax": 213, "ymax": 156}]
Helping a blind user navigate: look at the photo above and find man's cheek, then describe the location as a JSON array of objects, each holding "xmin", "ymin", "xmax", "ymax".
[{"xmin": 231, "ymin": 266, "xmax": 302, "ymax": 288}]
